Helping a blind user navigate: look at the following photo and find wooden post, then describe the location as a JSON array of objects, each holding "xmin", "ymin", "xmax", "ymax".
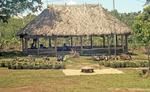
[
  {"xmin": 80, "ymin": 36, "xmax": 83, "ymax": 52},
  {"xmin": 21, "ymin": 38, "xmax": 24, "ymax": 51},
  {"xmin": 37, "ymin": 38, "xmax": 40, "ymax": 55},
  {"xmin": 49, "ymin": 37, "xmax": 52, "ymax": 48},
  {"xmin": 54, "ymin": 36, "xmax": 57, "ymax": 57},
  {"xmin": 107, "ymin": 35, "xmax": 111, "ymax": 55},
  {"xmin": 116, "ymin": 35, "xmax": 118, "ymax": 47},
  {"xmin": 90, "ymin": 35, "xmax": 93, "ymax": 48},
  {"xmin": 121, "ymin": 35, "xmax": 125, "ymax": 53},
  {"xmin": 24, "ymin": 38, "xmax": 28, "ymax": 53},
  {"xmin": 70, "ymin": 36, "xmax": 73, "ymax": 47},
  {"xmin": 102, "ymin": 36, "xmax": 105, "ymax": 47},
  {"xmin": 125, "ymin": 35, "xmax": 128, "ymax": 53},
  {"xmin": 25, "ymin": 38, "xmax": 28, "ymax": 49}
]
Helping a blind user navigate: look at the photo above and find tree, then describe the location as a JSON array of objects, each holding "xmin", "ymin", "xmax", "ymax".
[
  {"xmin": 145, "ymin": 0, "xmax": 150, "ymax": 5},
  {"xmin": 0, "ymin": 14, "xmax": 36, "ymax": 50},
  {"xmin": 134, "ymin": 6, "xmax": 150, "ymax": 71},
  {"xmin": 0, "ymin": 0, "xmax": 42, "ymax": 23}
]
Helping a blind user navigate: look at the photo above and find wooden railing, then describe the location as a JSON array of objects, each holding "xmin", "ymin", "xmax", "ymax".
[{"xmin": 24, "ymin": 46, "xmax": 124, "ymax": 56}]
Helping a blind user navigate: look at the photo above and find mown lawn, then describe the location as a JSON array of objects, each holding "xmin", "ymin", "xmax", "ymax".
[
  {"xmin": 0, "ymin": 54, "xmax": 150, "ymax": 92},
  {"xmin": 0, "ymin": 68, "xmax": 150, "ymax": 92}
]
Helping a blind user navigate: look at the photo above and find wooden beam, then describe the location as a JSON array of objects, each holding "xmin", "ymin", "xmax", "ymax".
[
  {"xmin": 24, "ymin": 38, "xmax": 28, "ymax": 53},
  {"xmin": 21, "ymin": 38, "xmax": 24, "ymax": 51},
  {"xmin": 125, "ymin": 35, "xmax": 128, "ymax": 53},
  {"xmin": 107, "ymin": 35, "xmax": 111, "ymax": 55},
  {"xmin": 25, "ymin": 38, "xmax": 28, "ymax": 50},
  {"xmin": 90, "ymin": 35, "xmax": 93, "ymax": 48},
  {"xmin": 80, "ymin": 36, "xmax": 83, "ymax": 51},
  {"xmin": 54, "ymin": 36, "xmax": 57, "ymax": 57},
  {"xmin": 121, "ymin": 35, "xmax": 125, "ymax": 53},
  {"xmin": 102, "ymin": 36, "xmax": 105, "ymax": 47},
  {"xmin": 116, "ymin": 35, "xmax": 118, "ymax": 46},
  {"xmin": 49, "ymin": 37, "xmax": 52, "ymax": 48},
  {"xmin": 37, "ymin": 38, "xmax": 40, "ymax": 55},
  {"xmin": 70, "ymin": 37, "xmax": 73, "ymax": 47}
]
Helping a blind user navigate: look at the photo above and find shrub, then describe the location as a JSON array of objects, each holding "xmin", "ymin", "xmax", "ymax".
[
  {"xmin": 99, "ymin": 61, "xmax": 149, "ymax": 68},
  {"xmin": 0, "ymin": 61, "xmax": 10, "ymax": 67},
  {"xmin": 40, "ymin": 64, "xmax": 49, "ymax": 69},
  {"xmin": 103, "ymin": 61, "xmax": 111, "ymax": 67},
  {"xmin": 17, "ymin": 62, "xmax": 24, "ymax": 69},
  {"xmin": 2, "ymin": 59, "xmax": 65, "ymax": 70},
  {"xmin": 33, "ymin": 63, "xmax": 40, "ymax": 69},
  {"xmin": 0, "ymin": 61, "xmax": 6, "ymax": 67},
  {"xmin": 22, "ymin": 62, "xmax": 29, "ymax": 69},
  {"xmin": 53, "ymin": 62, "xmax": 65, "ymax": 69}
]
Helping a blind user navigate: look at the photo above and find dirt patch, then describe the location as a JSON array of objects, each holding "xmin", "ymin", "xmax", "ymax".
[
  {"xmin": 62, "ymin": 68, "xmax": 123, "ymax": 76},
  {"xmin": 0, "ymin": 85, "xmax": 56, "ymax": 92},
  {"xmin": 109, "ymin": 88, "xmax": 150, "ymax": 92},
  {"xmin": 0, "ymin": 68, "xmax": 11, "ymax": 76}
]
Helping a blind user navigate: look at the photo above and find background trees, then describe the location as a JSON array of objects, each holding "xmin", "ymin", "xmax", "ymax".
[
  {"xmin": 0, "ymin": 14, "xmax": 36, "ymax": 50},
  {"xmin": 0, "ymin": 0, "xmax": 42, "ymax": 50},
  {"xmin": 0, "ymin": 0, "xmax": 42, "ymax": 23},
  {"xmin": 133, "ymin": 6, "xmax": 150, "ymax": 70}
]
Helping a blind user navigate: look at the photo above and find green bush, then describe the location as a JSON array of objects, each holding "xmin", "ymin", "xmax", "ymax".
[
  {"xmin": 0, "ymin": 61, "xmax": 10, "ymax": 67},
  {"xmin": 53, "ymin": 62, "xmax": 65, "ymax": 69},
  {"xmin": 0, "ymin": 59, "xmax": 65, "ymax": 70},
  {"xmin": 99, "ymin": 61, "xmax": 149, "ymax": 68},
  {"xmin": 22, "ymin": 62, "xmax": 29, "ymax": 69},
  {"xmin": 103, "ymin": 61, "xmax": 111, "ymax": 67}
]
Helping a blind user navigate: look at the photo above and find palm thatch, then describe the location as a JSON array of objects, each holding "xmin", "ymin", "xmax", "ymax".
[{"xmin": 17, "ymin": 4, "xmax": 131, "ymax": 37}]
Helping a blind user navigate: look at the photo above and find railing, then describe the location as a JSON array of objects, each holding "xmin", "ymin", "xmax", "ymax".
[{"xmin": 24, "ymin": 45, "xmax": 124, "ymax": 56}]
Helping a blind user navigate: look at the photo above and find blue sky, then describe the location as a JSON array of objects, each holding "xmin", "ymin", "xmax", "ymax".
[{"xmin": 42, "ymin": 0, "xmax": 146, "ymax": 13}]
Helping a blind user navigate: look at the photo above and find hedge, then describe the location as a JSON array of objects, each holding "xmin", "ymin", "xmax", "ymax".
[
  {"xmin": 99, "ymin": 61, "xmax": 149, "ymax": 68},
  {"xmin": 0, "ymin": 58, "xmax": 65, "ymax": 70}
]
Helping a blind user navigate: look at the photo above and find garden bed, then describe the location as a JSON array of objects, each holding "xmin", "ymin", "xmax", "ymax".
[{"xmin": 0, "ymin": 57, "xmax": 65, "ymax": 69}]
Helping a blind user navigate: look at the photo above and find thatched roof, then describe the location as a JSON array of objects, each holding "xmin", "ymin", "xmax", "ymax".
[{"xmin": 17, "ymin": 5, "xmax": 131, "ymax": 37}]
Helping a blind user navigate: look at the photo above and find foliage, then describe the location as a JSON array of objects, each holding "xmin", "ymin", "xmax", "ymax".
[
  {"xmin": 99, "ymin": 61, "xmax": 149, "ymax": 68},
  {"xmin": 0, "ymin": 0, "xmax": 42, "ymax": 23},
  {"xmin": 145, "ymin": 0, "xmax": 150, "ymax": 6},
  {"xmin": 110, "ymin": 10, "xmax": 141, "ymax": 48},
  {"xmin": 133, "ymin": 6, "xmax": 150, "ymax": 45},
  {"xmin": 0, "ymin": 14, "xmax": 36, "ymax": 50},
  {"xmin": 133, "ymin": 6, "xmax": 150, "ymax": 71},
  {"xmin": 0, "ymin": 57, "xmax": 65, "ymax": 69},
  {"xmin": 110, "ymin": 10, "xmax": 140, "ymax": 28}
]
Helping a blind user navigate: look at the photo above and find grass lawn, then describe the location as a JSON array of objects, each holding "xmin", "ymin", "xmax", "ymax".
[
  {"xmin": 0, "ymin": 53, "xmax": 150, "ymax": 92},
  {"xmin": 0, "ymin": 68, "xmax": 150, "ymax": 92}
]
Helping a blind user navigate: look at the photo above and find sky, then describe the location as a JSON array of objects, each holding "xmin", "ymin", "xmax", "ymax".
[{"xmin": 41, "ymin": 0, "xmax": 146, "ymax": 13}]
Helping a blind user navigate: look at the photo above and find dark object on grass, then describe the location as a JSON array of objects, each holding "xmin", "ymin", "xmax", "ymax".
[
  {"xmin": 81, "ymin": 66, "xmax": 94, "ymax": 73},
  {"xmin": 119, "ymin": 54, "xmax": 132, "ymax": 60}
]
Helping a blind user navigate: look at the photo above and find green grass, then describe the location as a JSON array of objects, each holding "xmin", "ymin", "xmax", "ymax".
[
  {"xmin": 0, "ymin": 56, "xmax": 150, "ymax": 92},
  {"xmin": 0, "ymin": 68, "xmax": 150, "ymax": 92}
]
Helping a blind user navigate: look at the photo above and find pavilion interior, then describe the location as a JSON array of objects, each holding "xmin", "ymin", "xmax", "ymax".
[{"xmin": 21, "ymin": 34, "xmax": 129, "ymax": 56}]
